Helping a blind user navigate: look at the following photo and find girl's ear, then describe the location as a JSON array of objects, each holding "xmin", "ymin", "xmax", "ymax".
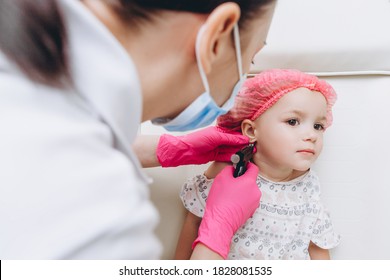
[{"xmin": 241, "ymin": 119, "xmax": 257, "ymax": 143}]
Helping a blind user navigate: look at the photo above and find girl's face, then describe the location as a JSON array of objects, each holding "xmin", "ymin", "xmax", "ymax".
[{"xmin": 243, "ymin": 88, "xmax": 328, "ymax": 180}]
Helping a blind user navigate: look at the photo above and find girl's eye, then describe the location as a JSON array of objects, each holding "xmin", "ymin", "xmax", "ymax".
[
  {"xmin": 287, "ymin": 119, "xmax": 299, "ymax": 126},
  {"xmin": 314, "ymin": 123, "xmax": 325, "ymax": 131}
]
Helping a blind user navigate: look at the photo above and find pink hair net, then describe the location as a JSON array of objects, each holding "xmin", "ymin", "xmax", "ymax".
[{"xmin": 217, "ymin": 69, "xmax": 337, "ymax": 132}]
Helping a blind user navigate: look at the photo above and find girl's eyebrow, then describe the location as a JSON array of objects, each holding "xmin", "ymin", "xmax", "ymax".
[
  {"xmin": 317, "ymin": 115, "xmax": 327, "ymax": 122},
  {"xmin": 282, "ymin": 109, "xmax": 305, "ymax": 117},
  {"xmin": 283, "ymin": 110, "xmax": 327, "ymax": 121}
]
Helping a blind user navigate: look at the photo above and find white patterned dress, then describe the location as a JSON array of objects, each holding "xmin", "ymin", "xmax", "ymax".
[{"xmin": 180, "ymin": 170, "xmax": 340, "ymax": 260}]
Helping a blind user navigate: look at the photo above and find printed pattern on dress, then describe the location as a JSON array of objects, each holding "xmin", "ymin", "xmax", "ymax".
[{"xmin": 180, "ymin": 170, "xmax": 341, "ymax": 260}]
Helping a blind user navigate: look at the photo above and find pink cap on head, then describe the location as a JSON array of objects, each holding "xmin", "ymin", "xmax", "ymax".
[{"xmin": 217, "ymin": 69, "xmax": 337, "ymax": 132}]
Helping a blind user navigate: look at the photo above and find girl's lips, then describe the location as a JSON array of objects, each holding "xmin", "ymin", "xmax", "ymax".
[{"xmin": 297, "ymin": 149, "xmax": 315, "ymax": 155}]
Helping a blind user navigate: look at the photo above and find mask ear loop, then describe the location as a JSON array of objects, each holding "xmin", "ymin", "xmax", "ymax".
[
  {"xmin": 233, "ymin": 24, "xmax": 244, "ymax": 79},
  {"xmin": 195, "ymin": 24, "xmax": 244, "ymax": 105},
  {"xmin": 195, "ymin": 25, "xmax": 211, "ymax": 94}
]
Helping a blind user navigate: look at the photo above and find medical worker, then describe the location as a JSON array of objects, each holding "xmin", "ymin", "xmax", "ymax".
[{"xmin": 0, "ymin": 0, "xmax": 276, "ymax": 259}]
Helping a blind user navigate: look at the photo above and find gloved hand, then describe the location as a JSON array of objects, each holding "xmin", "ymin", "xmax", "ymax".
[
  {"xmin": 192, "ymin": 162, "xmax": 261, "ymax": 259},
  {"xmin": 157, "ymin": 126, "xmax": 249, "ymax": 167}
]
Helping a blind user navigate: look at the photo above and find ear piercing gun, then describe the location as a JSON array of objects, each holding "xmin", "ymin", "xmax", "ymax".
[{"xmin": 231, "ymin": 143, "xmax": 255, "ymax": 178}]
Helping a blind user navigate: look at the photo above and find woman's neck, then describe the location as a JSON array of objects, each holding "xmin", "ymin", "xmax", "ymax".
[{"xmin": 82, "ymin": 0, "xmax": 206, "ymax": 122}]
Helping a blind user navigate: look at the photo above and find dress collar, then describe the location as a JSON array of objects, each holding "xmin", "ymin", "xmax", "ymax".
[{"xmin": 258, "ymin": 170, "xmax": 311, "ymax": 185}]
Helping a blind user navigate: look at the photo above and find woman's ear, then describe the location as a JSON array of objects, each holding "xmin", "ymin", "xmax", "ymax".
[
  {"xmin": 241, "ymin": 119, "xmax": 257, "ymax": 143},
  {"xmin": 197, "ymin": 2, "xmax": 240, "ymax": 74}
]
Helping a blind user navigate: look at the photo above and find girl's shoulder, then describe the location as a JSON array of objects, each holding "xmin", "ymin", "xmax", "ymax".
[
  {"xmin": 180, "ymin": 162, "xmax": 233, "ymax": 217},
  {"xmin": 204, "ymin": 161, "xmax": 232, "ymax": 179}
]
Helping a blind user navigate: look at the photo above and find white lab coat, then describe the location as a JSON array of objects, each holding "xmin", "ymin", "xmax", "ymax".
[{"xmin": 0, "ymin": 0, "xmax": 161, "ymax": 259}]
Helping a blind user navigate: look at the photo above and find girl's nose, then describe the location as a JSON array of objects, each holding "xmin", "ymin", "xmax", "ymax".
[{"xmin": 303, "ymin": 128, "xmax": 318, "ymax": 142}]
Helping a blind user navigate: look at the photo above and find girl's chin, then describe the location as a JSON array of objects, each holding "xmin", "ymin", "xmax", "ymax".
[{"xmin": 291, "ymin": 166, "xmax": 311, "ymax": 175}]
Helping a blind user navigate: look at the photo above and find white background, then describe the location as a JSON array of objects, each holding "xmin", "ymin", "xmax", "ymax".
[{"xmin": 2, "ymin": 260, "xmax": 390, "ymax": 280}]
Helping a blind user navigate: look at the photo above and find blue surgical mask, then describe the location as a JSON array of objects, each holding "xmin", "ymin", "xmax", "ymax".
[{"xmin": 152, "ymin": 24, "xmax": 247, "ymax": 131}]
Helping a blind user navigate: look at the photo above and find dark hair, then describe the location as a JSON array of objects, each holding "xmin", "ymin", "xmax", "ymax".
[
  {"xmin": 0, "ymin": 0, "xmax": 69, "ymax": 87},
  {"xmin": 113, "ymin": 0, "xmax": 275, "ymax": 28},
  {"xmin": 0, "ymin": 0, "xmax": 274, "ymax": 87}
]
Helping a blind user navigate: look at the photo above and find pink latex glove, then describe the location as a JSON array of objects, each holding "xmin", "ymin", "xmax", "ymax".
[
  {"xmin": 157, "ymin": 126, "xmax": 249, "ymax": 167},
  {"xmin": 192, "ymin": 162, "xmax": 261, "ymax": 259}
]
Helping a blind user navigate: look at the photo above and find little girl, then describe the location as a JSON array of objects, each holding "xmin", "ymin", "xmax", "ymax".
[{"xmin": 175, "ymin": 69, "xmax": 340, "ymax": 260}]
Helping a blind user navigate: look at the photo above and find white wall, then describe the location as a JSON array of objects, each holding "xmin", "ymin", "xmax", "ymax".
[
  {"xmin": 142, "ymin": 0, "xmax": 390, "ymax": 259},
  {"xmin": 312, "ymin": 75, "xmax": 390, "ymax": 259},
  {"xmin": 252, "ymin": 0, "xmax": 390, "ymax": 259}
]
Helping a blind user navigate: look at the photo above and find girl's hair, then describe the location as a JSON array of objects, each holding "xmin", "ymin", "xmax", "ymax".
[
  {"xmin": 217, "ymin": 69, "xmax": 337, "ymax": 132},
  {"xmin": 0, "ymin": 0, "xmax": 274, "ymax": 87}
]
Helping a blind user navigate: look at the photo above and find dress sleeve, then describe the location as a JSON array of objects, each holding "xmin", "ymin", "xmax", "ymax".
[
  {"xmin": 179, "ymin": 174, "xmax": 213, "ymax": 218},
  {"xmin": 311, "ymin": 203, "xmax": 341, "ymax": 249}
]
